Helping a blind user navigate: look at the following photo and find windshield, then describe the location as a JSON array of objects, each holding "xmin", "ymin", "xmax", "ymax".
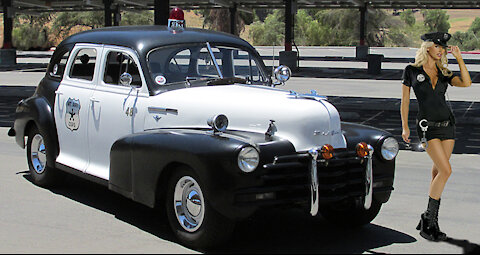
[{"xmin": 147, "ymin": 43, "xmax": 268, "ymax": 89}]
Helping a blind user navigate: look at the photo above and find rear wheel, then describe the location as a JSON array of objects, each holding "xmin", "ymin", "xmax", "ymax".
[
  {"xmin": 320, "ymin": 199, "xmax": 382, "ymax": 227},
  {"xmin": 26, "ymin": 126, "xmax": 62, "ymax": 187},
  {"xmin": 166, "ymin": 166, "xmax": 234, "ymax": 249}
]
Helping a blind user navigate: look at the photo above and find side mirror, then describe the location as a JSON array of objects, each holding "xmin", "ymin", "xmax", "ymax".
[
  {"xmin": 119, "ymin": 72, "xmax": 133, "ymax": 87},
  {"xmin": 273, "ymin": 65, "xmax": 291, "ymax": 86}
]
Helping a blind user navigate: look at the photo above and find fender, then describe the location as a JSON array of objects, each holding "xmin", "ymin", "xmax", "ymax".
[
  {"xmin": 109, "ymin": 129, "xmax": 296, "ymax": 219},
  {"xmin": 341, "ymin": 121, "xmax": 396, "ymax": 203},
  {"xmin": 13, "ymin": 95, "xmax": 59, "ymax": 168}
]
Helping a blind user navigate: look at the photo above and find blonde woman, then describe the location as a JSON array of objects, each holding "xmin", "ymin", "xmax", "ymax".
[{"xmin": 401, "ymin": 32, "xmax": 472, "ymax": 241}]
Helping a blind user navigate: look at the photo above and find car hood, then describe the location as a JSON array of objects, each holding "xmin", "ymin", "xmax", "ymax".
[{"xmin": 144, "ymin": 84, "xmax": 346, "ymax": 152}]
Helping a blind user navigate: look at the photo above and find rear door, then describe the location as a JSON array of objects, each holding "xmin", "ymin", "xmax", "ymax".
[{"xmin": 54, "ymin": 44, "xmax": 103, "ymax": 172}]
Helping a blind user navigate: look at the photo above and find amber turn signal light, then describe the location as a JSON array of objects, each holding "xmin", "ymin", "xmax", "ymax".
[
  {"xmin": 321, "ymin": 144, "xmax": 334, "ymax": 160},
  {"xmin": 356, "ymin": 142, "xmax": 370, "ymax": 157}
]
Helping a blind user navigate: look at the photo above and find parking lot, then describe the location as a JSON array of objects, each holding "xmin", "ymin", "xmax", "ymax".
[{"xmin": 1, "ymin": 47, "xmax": 479, "ymax": 253}]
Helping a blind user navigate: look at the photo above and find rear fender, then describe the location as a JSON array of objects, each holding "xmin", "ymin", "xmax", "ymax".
[{"xmin": 14, "ymin": 96, "xmax": 58, "ymax": 167}]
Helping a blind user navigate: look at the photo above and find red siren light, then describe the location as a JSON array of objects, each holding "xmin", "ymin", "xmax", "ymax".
[
  {"xmin": 168, "ymin": 7, "xmax": 185, "ymax": 30},
  {"xmin": 169, "ymin": 7, "xmax": 184, "ymax": 20}
]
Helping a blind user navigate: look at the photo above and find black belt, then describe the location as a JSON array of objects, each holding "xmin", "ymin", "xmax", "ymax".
[{"xmin": 426, "ymin": 120, "xmax": 451, "ymax": 127}]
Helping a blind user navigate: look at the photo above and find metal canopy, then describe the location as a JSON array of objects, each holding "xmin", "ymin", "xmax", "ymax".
[{"xmin": 1, "ymin": 0, "xmax": 480, "ymax": 14}]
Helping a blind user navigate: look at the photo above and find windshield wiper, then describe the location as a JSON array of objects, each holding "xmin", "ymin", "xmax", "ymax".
[{"xmin": 206, "ymin": 77, "xmax": 247, "ymax": 86}]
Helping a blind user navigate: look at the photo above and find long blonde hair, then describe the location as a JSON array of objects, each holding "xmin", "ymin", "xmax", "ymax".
[{"xmin": 412, "ymin": 41, "xmax": 453, "ymax": 77}]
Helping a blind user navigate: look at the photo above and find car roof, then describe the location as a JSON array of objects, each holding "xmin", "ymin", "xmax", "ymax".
[{"xmin": 58, "ymin": 25, "xmax": 255, "ymax": 55}]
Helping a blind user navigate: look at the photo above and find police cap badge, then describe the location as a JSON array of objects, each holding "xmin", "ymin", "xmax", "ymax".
[{"xmin": 421, "ymin": 32, "xmax": 451, "ymax": 47}]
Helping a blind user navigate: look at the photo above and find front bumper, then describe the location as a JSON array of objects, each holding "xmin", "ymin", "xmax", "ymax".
[{"xmin": 234, "ymin": 148, "xmax": 380, "ymax": 214}]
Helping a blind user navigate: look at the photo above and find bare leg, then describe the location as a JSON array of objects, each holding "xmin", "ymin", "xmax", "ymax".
[
  {"xmin": 430, "ymin": 139, "xmax": 455, "ymax": 186},
  {"xmin": 426, "ymin": 139, "xmax": 454, "ymax": 200}
]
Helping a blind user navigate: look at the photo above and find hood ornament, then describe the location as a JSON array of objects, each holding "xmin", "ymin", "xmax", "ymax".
[{"xmin": 265, "ymin": 120, "xmax": 277, "ymax": 138}]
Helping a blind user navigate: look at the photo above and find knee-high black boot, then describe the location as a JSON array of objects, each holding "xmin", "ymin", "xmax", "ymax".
[{"xmin": 416, "ymin": 197, "xmax": 447, "ymax": 241}]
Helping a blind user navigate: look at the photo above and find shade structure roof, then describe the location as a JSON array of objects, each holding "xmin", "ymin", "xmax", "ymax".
[{"xmin": 1, "ymin": 0, "xmax": 480, "ymax": 14}]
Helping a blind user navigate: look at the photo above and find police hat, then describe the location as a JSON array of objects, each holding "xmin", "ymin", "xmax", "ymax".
[{"xmin": 421, "ymin": 32, "xmax": 451, "ymax": 47}]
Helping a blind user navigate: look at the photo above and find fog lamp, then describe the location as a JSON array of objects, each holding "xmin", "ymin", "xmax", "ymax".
[{"xmin": 321, "ymin": 144, "xmax": 334, "ymax": 160}]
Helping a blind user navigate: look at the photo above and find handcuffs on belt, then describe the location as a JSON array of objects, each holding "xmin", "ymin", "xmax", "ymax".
[{"xmin": 419, "ymin": 119, "xmax": 429, "ymax": 149}]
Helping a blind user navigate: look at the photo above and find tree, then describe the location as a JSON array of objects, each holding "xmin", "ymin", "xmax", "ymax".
[
  {"xmin": 451, "ymin": 31, "xmax": 479, "ymax": 51},
  {"xmin": 50, "ymin": 11, "xmax": 104, "ymax": 40},
  {"xmin": 199, "ymin": 9, "xmax": 253, "ymax": 36},
  {"xmin": 421, "ymin": 9, "xmax": 450, "ymax": 32},
  {"xmin": 249, "ymin": 9, "xmax": 284, "ymax": 46},
  {"xmin": 400, "ymin": 9, "xmax": 415, "ymax": 27},
  {"xmin": 469, "ymin": 17, "xmax": 480, "ymax": 36},
  {"xmin": 121, "ymin": 10, "xmax": 154, "ymax": 26},
  {"xmin": 13, "ymin": 13, "xmax": 54, "ymax": 50}
]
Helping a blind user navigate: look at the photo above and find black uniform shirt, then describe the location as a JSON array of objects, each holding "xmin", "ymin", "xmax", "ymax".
[{"xmin": 402, "ymin": 64, "xmax": 457, "ymax": 122}]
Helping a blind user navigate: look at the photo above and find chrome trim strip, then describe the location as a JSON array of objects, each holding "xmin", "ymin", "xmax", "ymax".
[
  {"xmin": 206, "ymin": 42, "xmax": 223, "ymax": 79},
  {"xmin": 308, "ymin": 148, "xmax": 319, "ymax": 216},
  {"xmin": 364, "ymin": 145, "xmax": 374, "ymax": 210},
  {"xmin": 147, "ymin": 107, "xmax": 178, "ymax": 115}
]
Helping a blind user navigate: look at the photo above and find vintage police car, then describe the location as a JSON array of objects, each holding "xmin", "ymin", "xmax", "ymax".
[{"xmin": 9, "ymin": 24, "xmax": 399, "ymax": 248}]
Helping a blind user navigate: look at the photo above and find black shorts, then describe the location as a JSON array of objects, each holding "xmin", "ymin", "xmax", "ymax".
[{"xmin": 416, "ymin": 120, "xmax": 456, "ymax": 141}]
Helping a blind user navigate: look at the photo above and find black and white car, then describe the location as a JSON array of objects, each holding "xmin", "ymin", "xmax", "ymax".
[{"xmin": 9, "ymin": 24, "xmax": 399, "ymax": 248}]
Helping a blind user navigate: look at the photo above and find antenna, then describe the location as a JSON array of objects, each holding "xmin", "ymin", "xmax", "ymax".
[{"xmin": 272, "ymin": 43, "xmax": 275, "ymax": 77}]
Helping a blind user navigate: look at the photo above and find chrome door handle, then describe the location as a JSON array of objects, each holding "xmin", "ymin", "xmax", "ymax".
[{"xmin": 90, "ymin": 97, "xmax": 100, "ymax": 103}]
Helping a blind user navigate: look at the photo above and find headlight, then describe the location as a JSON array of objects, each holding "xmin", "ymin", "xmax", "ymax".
[
  {"xmin": 381, "ymin": 137, "xmax": 399, "ymax": 160},
  {"xmin": 238, "ymin": 147, "xmax": 259, "ymax": 173}
]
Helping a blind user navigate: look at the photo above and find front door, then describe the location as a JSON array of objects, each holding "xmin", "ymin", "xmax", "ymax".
[
  {"xmin": 54, "ymin": 45, "xmax": 102, "ymax": 172},
  {"xmin": 85, "ymin": 47, "xmax": 148, "ymax": 180}
]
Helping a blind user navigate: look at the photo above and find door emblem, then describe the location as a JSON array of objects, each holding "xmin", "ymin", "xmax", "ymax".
[{"xmin": 65, "ymin": 98, "xmax": 81, "ymax": 131}]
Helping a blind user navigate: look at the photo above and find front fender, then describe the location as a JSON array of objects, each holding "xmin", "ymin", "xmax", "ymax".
[
  {"xmin": 109, "ymin": 129, "xmax": 296, "ymax": 219},
  {"xmin": 13, "ymin": 95, "xmax": 58, "ymax": 167}
]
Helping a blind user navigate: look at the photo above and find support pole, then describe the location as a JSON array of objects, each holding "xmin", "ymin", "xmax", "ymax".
[
  {"xmin": 104, "ymin": 0, "xmax": 113, "ymax": 27},
  {"xmin": 284, "ymin": 0, "xmax": 293, "ymax": 51},
  {"xmin": 356, "ymin": 3, "xmax": 369, "ymax": 60},
  {"xmin": 154, "ymin": 0, "xmax": 169, "ymax": 25},
  {"xmin": 280, "ymin": 0, "xmax": 298, "ymax": 71},
  {"xmin": 2, "ymin": 0, "xmax": 13, "ymax": 49},
  {"xmin": 230, "ymin": 3, "xmax": 237, "ymax": 35},
  {"xmin": 113, "ymin": 4, "xmax": 121, "ymax": 26},
  {"xmin": 359, "ymin": 4, "xmax": 367, "ymax": 46}
]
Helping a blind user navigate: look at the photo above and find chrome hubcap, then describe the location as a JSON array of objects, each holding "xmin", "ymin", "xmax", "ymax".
[
  {"xmin": 31, "ymin": 134, "xmax": 46, "ymax": 174},
  {"xmin": 173, "ymin": 176, "xmax": 205, "ymax": 232}
]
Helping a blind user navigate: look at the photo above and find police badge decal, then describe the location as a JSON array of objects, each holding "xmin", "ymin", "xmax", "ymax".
[{"xmin": 65, "ymin": 98, "xmax": 81, "ymax": 131}]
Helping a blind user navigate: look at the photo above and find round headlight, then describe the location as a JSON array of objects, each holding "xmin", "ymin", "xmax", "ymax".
[
  {"xmin": 381, "ymin": 137, "xmax": 399, "ymax": 160},
  {"xmin": 238, "ymin": 147, "xmax": 259, "ymax": 173}
]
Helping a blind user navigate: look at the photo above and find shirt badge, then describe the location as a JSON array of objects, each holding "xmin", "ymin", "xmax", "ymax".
[{"xmin": 417, "ymin": 74, "xmax": 425, "ymax": 82}]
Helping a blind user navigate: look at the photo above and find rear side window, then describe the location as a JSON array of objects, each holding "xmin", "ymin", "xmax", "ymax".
[
  {"xmin": 103, "ymin": 51, "xmax": 142, "ymax": 87},
  {"xmin": 48, "ymin": 50, "xmax": 69, "ymax": 79},
  {"xmin": 69, "ymin": 48, "xmax": 97, "ymax": 81}
]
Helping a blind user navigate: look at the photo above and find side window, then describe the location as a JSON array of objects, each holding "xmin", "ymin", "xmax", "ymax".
[
  {"xmin": 104, "ymin": 51, "xmax": 142, "ymax": 87},
  {"xmin": 49, "ymin": 50, "xmax": 69, "ymax": 79},
  {"xmin": 70, "ymin": 48, "xmax": 97, "ymax": 81},
  {"xmin": 233, "ymin": 50, "xmax": 263, "ymax": 83}
]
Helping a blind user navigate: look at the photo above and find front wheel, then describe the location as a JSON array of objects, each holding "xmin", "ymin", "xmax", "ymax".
[
  {"xmin": 320, "ymin": 199, "xmax": 382, "ymax": 227},
  {"xmin": 166, "ymin": 167, "xmax": 234, "ymax": 249},
  {"xmin": 26, "ymin": 126, "xmax": 62, "ymax": 187}
]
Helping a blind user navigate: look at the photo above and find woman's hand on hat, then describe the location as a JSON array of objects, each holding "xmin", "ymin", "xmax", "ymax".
[{"xmin": 449, "ymin": 45, "xmax": 462, "ymax": 59}]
